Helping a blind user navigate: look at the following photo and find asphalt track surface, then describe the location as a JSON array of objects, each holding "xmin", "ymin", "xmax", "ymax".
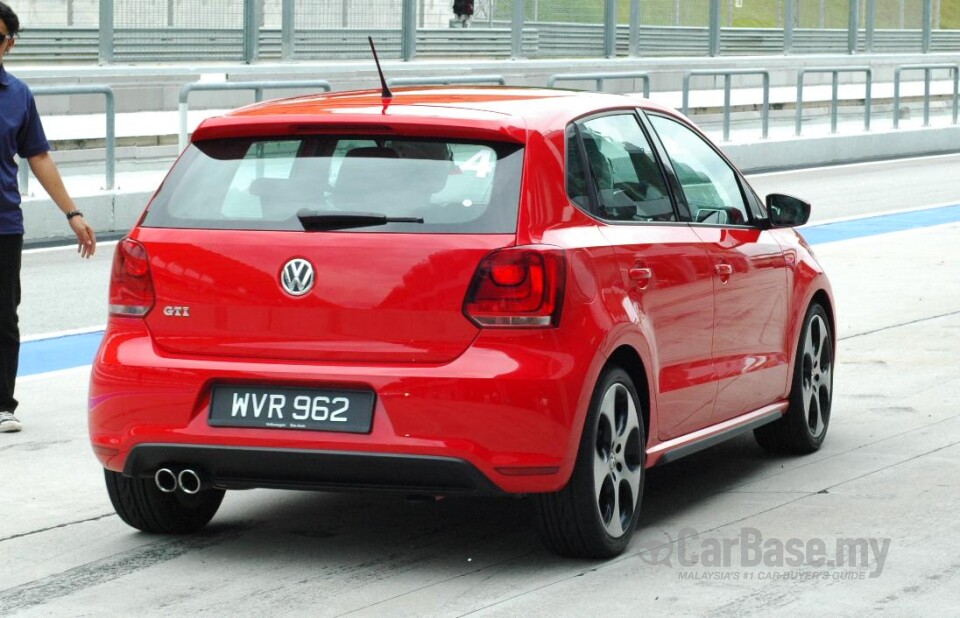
[{"xmin": 3, "ymin": 154, "xmax": 960, "ymax": 615}]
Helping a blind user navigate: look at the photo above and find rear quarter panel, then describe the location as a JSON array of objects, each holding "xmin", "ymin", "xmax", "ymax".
[{"xmin": 520, "ymin": 124, "xmax": 661, "ymax": 478}]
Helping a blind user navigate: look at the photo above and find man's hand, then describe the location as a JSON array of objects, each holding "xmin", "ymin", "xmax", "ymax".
[
  {"xmin": 27, "ymin": 152, "xmax": 97, "ymax": 258},
  {"xmin": 69, "ymin": 215, "xmax": 96, "ymax": 258}
]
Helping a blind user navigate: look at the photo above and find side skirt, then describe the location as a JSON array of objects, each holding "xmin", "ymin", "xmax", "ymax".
[{"xmin": 647, "ymin": 402, "xmax": 787, "ymax": 466}]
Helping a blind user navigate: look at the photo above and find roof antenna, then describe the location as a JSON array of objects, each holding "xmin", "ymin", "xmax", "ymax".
[{"xmin": 368, "ymin": 36, "xmax": 393, "ymax": 99}]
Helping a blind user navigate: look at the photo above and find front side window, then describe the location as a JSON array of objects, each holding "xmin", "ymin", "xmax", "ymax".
[
  {"xmin": 648, "ymin": 114, "xmax": 750, "ymax": 226},
  {"xmin": 142, "ymin": 135, "xmax": 524, "ymax": 233},
  {"xmin": 566, "ymin": 113, "xmax": 675, "ymax": 222}
]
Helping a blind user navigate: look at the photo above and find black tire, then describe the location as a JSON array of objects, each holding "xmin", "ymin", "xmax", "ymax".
[
  {"xmin": 535, "ymin": 366, "xmax": 646, "ymax": 559},
  {"xmin": 755, "ymin": 302, "xmax": 834, "ymax": 454},
  {"xmin": 104, "ymin": 469, "xmax": 225, "ymax": 534}
]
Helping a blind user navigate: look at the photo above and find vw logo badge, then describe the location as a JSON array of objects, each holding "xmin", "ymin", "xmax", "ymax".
[{"xmin": 281, "ymin": 258, "xmax": 315, "ymax": 296}]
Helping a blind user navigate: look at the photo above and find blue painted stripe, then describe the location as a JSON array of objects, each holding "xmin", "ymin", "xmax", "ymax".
[
  {"xmin": 801, "ymin": 203, "xmax": 960, "ymax": 245},
  {"xmin": 19, "ymin": 331, "xmax": 103, "ymax": 377},
  {"xmin": 17, "ymin": 202, "xmax": 960, "ymax": 378}
]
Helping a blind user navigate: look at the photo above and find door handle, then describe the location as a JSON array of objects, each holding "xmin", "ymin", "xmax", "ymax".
[
  {"xmin": 715, "ymin": 263, "xmax": 733, "ymax": 277},
  {"xmin": 629, "ymin": 267, "xmax": 653, "ymax": 282}
]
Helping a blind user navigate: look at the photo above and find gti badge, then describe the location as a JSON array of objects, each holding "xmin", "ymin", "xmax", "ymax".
[
  {"xmin": 163, "ymin": 306, "xmax": 191, "ymax": 317},
  {"xmin": 281, "ymin": 258, "xmax": 315, "ymax": 296}
]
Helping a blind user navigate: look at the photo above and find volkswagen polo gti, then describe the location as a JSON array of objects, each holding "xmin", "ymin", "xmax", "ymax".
[{"xmin": 89, "ymin": 86, "xmax": 834, "ymax": 558}]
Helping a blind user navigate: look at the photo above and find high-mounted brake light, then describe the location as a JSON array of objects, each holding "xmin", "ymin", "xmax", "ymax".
[
  {"xmin": 464, "ymin": 246, "xmax": 566, "ymax": 328},
  {"xmin": 108, "ymin": 238, "xmax": 155, "ymax": 317}
]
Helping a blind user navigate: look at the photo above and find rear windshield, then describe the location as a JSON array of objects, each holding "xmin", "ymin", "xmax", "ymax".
[{"xmin": 142, "ymin": 136, "xmax": 524, "ymax": 233}]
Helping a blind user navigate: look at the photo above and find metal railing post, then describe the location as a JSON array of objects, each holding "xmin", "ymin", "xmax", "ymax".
[
  {"xmin": 178, "ymin": 80, "xmax": 333, "ymax": 152},
  {"xmin": 954, "ymin": 69, "xmax": 959, "ymax": 125},
  {"xmin": 98, "ymin": 0, "xmax": 113, "ymax": 65},
  {"xmin": 709, "ymin": 0, "xmax": 721, "ymax": 57},
  {"xmin": 401, "ymin": 0, "xmax": 416, "ymax": 61},
  {"xmin": 795, "ymin": 73, "xmax": 804, "ymax": 136},
  {"xmin": 17, "ymin": 157, "xmax": 26, "ymax": 196},
  {"xmin": 243, "ymin": 0, "xmax": 260, "ymax": 64},
  {"xmin": 784, "ymin": 0, "xmax": 795, "ymax": 55},
  {"xmin": 511, "ymin": 0, "xmax": 525, "ymax": 59},
  {"xmin": 848, "ymin": 0, "xmax": 859, "ymax": 54},
  {"xmin": 387, "ymin": 75, "xmax": 508, "ymax": 87},
  {"xmin": 831, "ymin": 71, "xmax": 840, "ymax": 133},
  {"xmin": 893, "ymin": 64, "xmax": 960, "ymax": 129},
  {"xmin": 795, "ymin": 67, "xmax": 872, "ymax": 136},
  {"xmin": 19, "ymin": 86, "xmax": 116, "ymax": 195},
  {"xmin": 922, "ymin": 0, "xmax": 933, "ymax": 53},
  {"xmin": 723, "ymin": 74, "xmax": 733, "ymax": 141},
  {"xmin": 629, "ymin": 0, "xmax": 640, "ymax": 58},
  {"xmin": 604, "ymin": 0, "xmax": 617, "ymax": 59},
  {"xmin": 683, "ymin": 69, "xmax": 769, "ymax": 141},
  {"xmin": 547, "ymin": 72, "xmax": 650, "ymax": 98},
  {"xmin": 281, "ymin": 0, "xmax": 295, "ymax": 61},
  {"xmin": 104, "ymin": 89, "xmax": 116, "ymax": 191},
  {"xmin": 865, "ymin": 0, "xmax": 875, "ymax": 53}
]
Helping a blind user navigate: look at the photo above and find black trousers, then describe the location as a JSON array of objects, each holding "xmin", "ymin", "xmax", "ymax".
[{"xmin": 0, "ymin": 234, "xmax": 22, "ymax": 413}]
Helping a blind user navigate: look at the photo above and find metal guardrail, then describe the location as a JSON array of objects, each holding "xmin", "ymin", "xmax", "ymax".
[
  {"xmin": 795, "ymin": 67, "xmax": 873, "ymax": 136},
  {"xmin": 682, "ymin": 69, "xmax": 770, "ymax": 142},
  {"xmin": 20, "ymin": 85, "xmax": 115, "ymax": 195},
  {"xmin": 547, "ymin": 72, "xmax": 651, "ymax": 98},
  {"xmin": 24, "ymin": 60, "xmax": 960, "ymax": 206},
  {"xmin": 893, "ymin": 64, "xmax": 960, "ymax": 128},
  {"xmin": 385, "ymin": 75, "xmax": 507, "ymax": 87},
  {"xmin": 178, "ymin": 80, "xmax": 332, "ymax": 152}
]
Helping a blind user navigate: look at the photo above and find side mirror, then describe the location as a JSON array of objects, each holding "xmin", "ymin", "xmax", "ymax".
[{"xmin": 765, "ymin": 193, "xmax": 811, "ymax": 228}]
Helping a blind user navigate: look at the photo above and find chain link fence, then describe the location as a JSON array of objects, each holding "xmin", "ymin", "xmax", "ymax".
[
  {"xmin": 7, "ymin": 0, "xmax": 960, "ymax": 63},
  {"xmin": 8, "ymin": 0, "xmax": 97, "ymax": 26}
]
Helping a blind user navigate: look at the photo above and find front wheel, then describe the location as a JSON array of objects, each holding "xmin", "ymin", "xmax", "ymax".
[
  {"xmin": 755, "ymin": 302, "xmax": 834, "ymax": 454},
  {"xmin": 105, "ymin": 470, "xmax": 225, "ymax": 534},
  {"xmin": 535, "ymin": 366, "xmax": 646, "ymax": 559}
]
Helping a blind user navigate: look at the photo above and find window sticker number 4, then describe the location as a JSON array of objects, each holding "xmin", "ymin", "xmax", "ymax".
[{"xmin": 460, "ymin": 149, "xmax": 494, "ymax": 178}]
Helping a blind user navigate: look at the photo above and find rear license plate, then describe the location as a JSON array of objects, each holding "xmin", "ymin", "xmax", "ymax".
[{"xmin": 209, "ymin": 385, "xmax": 375, "ymax": 433}]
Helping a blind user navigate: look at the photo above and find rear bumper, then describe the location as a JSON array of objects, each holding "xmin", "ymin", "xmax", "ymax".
[
  {"xmin": 90, "ymin": 319, "xmax": 598, "ymax": 494},
  {"xmin": 124, "ymin": 444, "xmax": 503, "ymax": 495}
]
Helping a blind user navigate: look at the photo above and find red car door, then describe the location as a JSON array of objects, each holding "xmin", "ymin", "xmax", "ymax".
[
  {"xmin": 646, "ymin": 113, "xmax": 791, "ymax": 422},
  {"xmin": 569, "ymin": 113, "xmax": 718, "ymax": 440}
]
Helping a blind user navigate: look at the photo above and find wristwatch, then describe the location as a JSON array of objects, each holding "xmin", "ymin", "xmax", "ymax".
[{"xmin": 66, "ymin": 210, "xmax": 84, "ymax": 220}]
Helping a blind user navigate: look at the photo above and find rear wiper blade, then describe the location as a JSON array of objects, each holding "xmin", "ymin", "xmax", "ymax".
[{"xmin": 296, "ymin": 210, "xmax": 424, "ymax": 231}]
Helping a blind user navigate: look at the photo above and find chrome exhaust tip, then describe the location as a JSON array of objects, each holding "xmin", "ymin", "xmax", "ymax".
[
  {"xmin": 177, "ymin": 469, "xmax": 203, "ymax": 495},
  {"xmin": 154, "ymin": 468, "xmax": 178, "ymax": 493}
]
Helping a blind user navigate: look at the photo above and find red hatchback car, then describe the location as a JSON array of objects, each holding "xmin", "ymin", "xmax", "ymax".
[{"xmin": 89, "ymin": 86, "xmax": 834, "ymax": 558}]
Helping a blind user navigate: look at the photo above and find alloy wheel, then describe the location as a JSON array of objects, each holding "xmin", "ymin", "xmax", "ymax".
[
  {"xmin": 593, "ymin": 382, "xmax": 643, "ymax": 538},
  {"xmin": 801, "ymin": 313, "xmax": 833, "ymax": 438}
]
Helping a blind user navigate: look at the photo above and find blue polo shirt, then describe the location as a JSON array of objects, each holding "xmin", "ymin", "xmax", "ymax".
[{"xmin": 0, "ymin": 64, "xmax": 51, "ymax": 235}]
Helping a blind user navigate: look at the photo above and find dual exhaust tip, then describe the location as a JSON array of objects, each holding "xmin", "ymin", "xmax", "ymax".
[{"xmin": 154, "ymin": 467, "xmax": 207, "ymax": 495}]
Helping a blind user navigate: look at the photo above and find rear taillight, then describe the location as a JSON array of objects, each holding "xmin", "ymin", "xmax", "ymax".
[
  {"xmin": 464, "ymin": 245, "xmax": 566, "ymax": 328},
  {"xmin": 108, "ymin": 238, "xmax": 155, "ymax": 317}
]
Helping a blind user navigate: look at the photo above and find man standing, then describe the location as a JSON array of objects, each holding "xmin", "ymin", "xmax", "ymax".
[
  {"xmin": 1, "ymin": 2, "xmax": 96, "ymax": 433},
  {"xmin": 453, "ymin": 0, "xmax": 474, "ymax": 27}
]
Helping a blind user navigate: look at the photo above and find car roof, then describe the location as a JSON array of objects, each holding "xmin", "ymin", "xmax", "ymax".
[{"xmin": 190, "ymin": 86, "xmax": 680, "ymax": 144}]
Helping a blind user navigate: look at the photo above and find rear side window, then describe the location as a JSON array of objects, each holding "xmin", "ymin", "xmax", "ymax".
[
  {"xmin": 566, "ymin": 113, "xmax": 675, "ymax": 222},
  {"xmin": 142, "ymin": 136, "xmax": 524, "ymax": 233}
]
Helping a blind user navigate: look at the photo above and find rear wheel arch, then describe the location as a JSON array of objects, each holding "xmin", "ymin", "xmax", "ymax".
[
  {"xmin": 555, "ymin": 341, "xmax": 651, "ymax": 490},
  {"xmin": 605, "ymin": 345, "xmax": 650, "ymax": 446},
  {"xmin": 535, "ymin": 362, "xmax": 647, "ymax": 557}
]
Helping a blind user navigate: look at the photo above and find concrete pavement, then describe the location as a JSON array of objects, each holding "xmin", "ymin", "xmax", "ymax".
[{"xmin": 1, "ymin": 157, "xmax": 959, "ymax": 615}]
